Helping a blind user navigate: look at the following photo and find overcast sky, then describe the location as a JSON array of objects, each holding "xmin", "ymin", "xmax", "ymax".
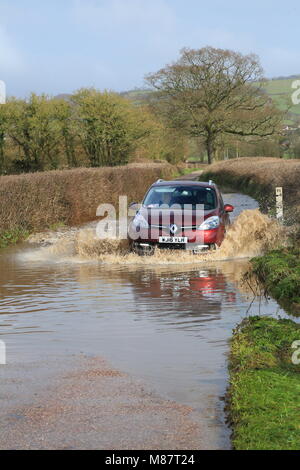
[{"xmin": 0, "ymin": 0, "xmax": 299, "ymax": 97}]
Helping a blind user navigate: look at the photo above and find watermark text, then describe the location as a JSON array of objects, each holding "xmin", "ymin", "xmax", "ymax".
[
  {"xmin": 292, "ymin": 340, "xmax": 300, "ymax": 365},
  {"xmin": 96, "ymin": 196, "xmax": 205, "ymax": 243},
  {"xmin": 291, "ymin": 80, "xmax": 300, "ymax": 105},
  {"xmin": 0, "ymin": 80, "xmax": 6, "ymax": 104},
  {"xmin": 0, "ymin": 340, "xmax": 6, "ymax": 365}
]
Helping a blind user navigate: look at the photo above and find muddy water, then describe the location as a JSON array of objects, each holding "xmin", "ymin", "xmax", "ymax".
[{"xmin": 0, "ymin": 192, "xmax": 290, "ymax": 449}]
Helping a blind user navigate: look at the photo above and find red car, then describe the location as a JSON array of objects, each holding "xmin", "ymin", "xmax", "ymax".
[{"xmin": 128, "ymin": 180, "xmax": 234, "ymax": 255}]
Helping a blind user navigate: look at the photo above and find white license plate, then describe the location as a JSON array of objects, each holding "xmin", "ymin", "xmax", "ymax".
[{"xmin": 159, "ymin": 237, "xmax": 188, "ymax": 244}]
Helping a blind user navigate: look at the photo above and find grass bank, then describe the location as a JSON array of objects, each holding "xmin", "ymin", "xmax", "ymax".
[
  {"xmin": 0, "ymin": 162, "xmax": 175, "ymax": 248},
  {"xmin": 203, "ymin": 157, "xmax": 300, "ymax": 311},
  {"xmin": 228, "ymin": 316, "xmax": 300, "ymax": 450},
  {"xmin": 202, "ymin": 157, "xmax": 300, "ymax": 223},
  {"xmin": 199, "ymin": 157, "xmax": 300, "ymax": 448},
  {"xmin": 0, "ymin": 228, "xmax": 30, "ymax": 249},
  {"xmin": 250, "ymin": 247, "xmax": 300, "ymax": 315}
]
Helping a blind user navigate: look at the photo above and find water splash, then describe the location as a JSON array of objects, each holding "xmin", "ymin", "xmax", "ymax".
[
  {"xmin": 216, "ymin": 209, "xmax": 285, "ymax": 260},
  {"xmin": 25, "ymin": 209, "xmax": 285, "ymax": 265}
]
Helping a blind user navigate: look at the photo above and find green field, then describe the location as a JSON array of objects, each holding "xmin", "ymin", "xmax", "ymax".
[{"xmin": 262, "ymin": 76, "xmax": 300, "ymax": 123}]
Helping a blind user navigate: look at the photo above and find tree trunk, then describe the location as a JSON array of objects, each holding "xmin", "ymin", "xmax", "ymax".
[
  {"xmin": 0, "ymin": 132, "xmax": 5, "ymax": 173},
  {"xmin": 206, "ymin": 135, "xmax": 214, "ymax": 164}
]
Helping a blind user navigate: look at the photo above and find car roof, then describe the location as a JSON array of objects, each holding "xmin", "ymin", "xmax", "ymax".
[{"xmin": 151, "ymin": 180, "xmax": 217, "ymax": 188}]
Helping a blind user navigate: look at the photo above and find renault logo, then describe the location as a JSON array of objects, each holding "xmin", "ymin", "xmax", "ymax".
[{"xmin": 169, "ymin": 224, "xmax": 178, "ymax": 235}]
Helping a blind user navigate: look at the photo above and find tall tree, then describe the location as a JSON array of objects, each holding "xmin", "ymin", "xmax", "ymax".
[
  {"xmin": 3, "ymin": 94, "xmax": 70, "ymax": 171},
  {"xmin": 71, "ymin": 89, "xmax": 149, "ymax": 167},
  {"xmin": 146, "ymin": 47, "xmax": 282, "ymax": 163}
]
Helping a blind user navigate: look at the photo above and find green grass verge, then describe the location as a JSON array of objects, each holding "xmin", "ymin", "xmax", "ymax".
[
  {"xmin": 228, "ymin": 316, "xmax": 300, "ymax": 450},
  {"xmin": 0, "ymin": 228, "xmax": 30, "ymax": 250},
  {"xmin": 250, "ymin": 248, "xmax": 300, "ymax": 315},
  {"xmin": 0, "ymin": 221, "xmax": 68, "ymax": 250}
]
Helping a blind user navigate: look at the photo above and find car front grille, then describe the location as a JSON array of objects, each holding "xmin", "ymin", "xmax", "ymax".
[{"xmin": 150, "ymin": 225, "xmax": 197, "ymax": 231}]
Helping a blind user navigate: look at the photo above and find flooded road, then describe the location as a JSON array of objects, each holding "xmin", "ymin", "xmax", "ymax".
[{"xmin": 0, "ymin": 192, "xmax": 290, "ymax": 449}]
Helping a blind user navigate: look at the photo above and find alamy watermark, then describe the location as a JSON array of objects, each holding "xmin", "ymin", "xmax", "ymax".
[
  {"xmin": 96, "ymin": 196, "xmax": 206, "ymax": 244},
  {"xmin": 0, "ymin": 80, "xmax": 6, "ymax": 104},
  {"xmin": 292, "ymin": 340, "xmax": 300, "ymax": 365},
  {"xmin": 291, "ymin": 80, "xmax": 300, "ymax": 105},
  {"xmin": 0, "ymin": 340, "xmax": 6, "ymax": 365}
]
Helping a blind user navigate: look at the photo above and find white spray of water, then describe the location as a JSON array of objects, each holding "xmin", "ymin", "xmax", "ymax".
[{"xmin": 23, "ymin": 209, "xmax": 285, "ymax": 266}]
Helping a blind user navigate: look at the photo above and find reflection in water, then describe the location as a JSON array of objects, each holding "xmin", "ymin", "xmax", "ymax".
[{"xmin": 0, "ymin": 192, "xmax": 292, "ymax": 449}]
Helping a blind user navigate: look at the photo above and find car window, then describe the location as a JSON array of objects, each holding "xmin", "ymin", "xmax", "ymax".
[{"xmin": 144, "ymin": 186, "xmax": 217, "ymax": 210}]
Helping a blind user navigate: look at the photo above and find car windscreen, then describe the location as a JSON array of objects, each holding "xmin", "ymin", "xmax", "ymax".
[{"xmin": 143, "ymin": 186, "xmax": 217, "ymax": 210}]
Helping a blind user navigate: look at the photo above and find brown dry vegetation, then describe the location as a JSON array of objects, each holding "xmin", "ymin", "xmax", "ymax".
[
  {"xmin": 0, "ymin": 163, "xmax": 175, "ymax": 243},
  {"xmin": 203, "ymin": 157, "xmax": 300, "ymax": 223}
]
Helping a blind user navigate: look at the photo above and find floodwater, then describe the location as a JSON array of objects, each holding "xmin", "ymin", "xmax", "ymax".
[{"xmin": 0, "ymin": 192, "xmax": 291, "ymax": 449}]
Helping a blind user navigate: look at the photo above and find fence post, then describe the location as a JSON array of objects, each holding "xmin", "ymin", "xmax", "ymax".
[{"xmin": 276, "ymin": 187, "xmax": 283, "ymax": 221}]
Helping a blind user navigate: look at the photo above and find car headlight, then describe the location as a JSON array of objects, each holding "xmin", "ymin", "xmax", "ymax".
[
  {"xmin": 132, "ymin": 213, "xmax": 149, "ymax": 229},
  {"xmin": 198, "ymin": 216, "xmax": 220, "ymax": 230}
]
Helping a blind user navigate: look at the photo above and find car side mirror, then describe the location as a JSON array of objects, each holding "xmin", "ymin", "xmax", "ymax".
[
  {"xmin": 224, "ymin": 204, "xmax": 234, "ymax": 213},
  {"xmin": 128, "ymin": 202, "xmax": 141, "ymax": 217}
]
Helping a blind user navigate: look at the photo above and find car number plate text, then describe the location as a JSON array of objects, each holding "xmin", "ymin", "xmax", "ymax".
[{"xmin": 159, "ymin": 237, "xmax": 188, "ymax": 244}]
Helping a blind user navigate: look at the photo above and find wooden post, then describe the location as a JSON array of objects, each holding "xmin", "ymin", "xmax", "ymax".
[{"xmin": 276, "ymin": 187, "xmax": 283, "ymax": 221}]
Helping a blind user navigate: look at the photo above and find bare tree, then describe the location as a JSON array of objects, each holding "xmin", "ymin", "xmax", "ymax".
[{"xmin": 146, "ymin": 47, "xmax": 283, "ymax": 163}]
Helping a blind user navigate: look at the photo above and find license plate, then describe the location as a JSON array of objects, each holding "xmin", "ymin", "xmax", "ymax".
[{"xmin": 159, "ymin": 237, "xmax": 188, "ymax": 244}]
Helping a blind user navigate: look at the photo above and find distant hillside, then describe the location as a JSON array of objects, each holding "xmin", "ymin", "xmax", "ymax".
[
  {"xmin": 122, "ymin": 76, "xmax": 300, "ymax": 124},
  {"xmin": 53, "ymin": 90, "xmax": 153, "ymax": 106},
  {"xmin": 53, "ymin": 75, "xmax": 300, "ymax": 124},
  {"xmin": 262, "ymin": 76, "xmax": 300, "ymax": 124},
  {"xmin": 54, "ymin": 93, "xmax": 72, "ymax": 101},
  {"xmin": 120, "ymin": 89, "xmax": 153, "ymax": 105}
]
